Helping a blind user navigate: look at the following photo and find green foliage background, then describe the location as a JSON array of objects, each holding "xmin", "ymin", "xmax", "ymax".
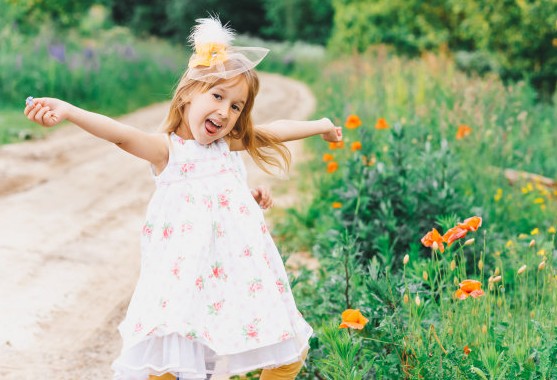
[{"xmin": 329, "ymin": 0, "xmax": 557, "ymax": 97}]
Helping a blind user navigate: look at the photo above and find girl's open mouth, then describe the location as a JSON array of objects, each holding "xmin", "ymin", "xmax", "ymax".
[{"xmin": 205, "ymin": 119, "xmax": 221, "ymax": 135}]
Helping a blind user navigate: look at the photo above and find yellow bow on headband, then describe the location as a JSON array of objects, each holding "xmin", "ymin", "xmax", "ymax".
[{"xmin": 188, "ymin": 42, "xmax": 228, "ymax": 68}]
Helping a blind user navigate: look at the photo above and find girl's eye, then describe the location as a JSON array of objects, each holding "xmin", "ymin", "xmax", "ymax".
[
  {"xmin": 232, "ymin": 105, "xmax": 241, "ymax": 112},
  {"xmin": 213, "ymin": 94, "xmax": 222, "ymax": 100}
]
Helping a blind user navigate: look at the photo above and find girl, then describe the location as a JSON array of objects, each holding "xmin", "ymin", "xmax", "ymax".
[{"xmin": 24, "ymin": 17, "xmax": 341, "ymax": 380}]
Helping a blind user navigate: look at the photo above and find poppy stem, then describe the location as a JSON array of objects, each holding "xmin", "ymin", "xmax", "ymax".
[{"xmin": 430, "ymin": 324, "xmax": 447, "ymax": 355}]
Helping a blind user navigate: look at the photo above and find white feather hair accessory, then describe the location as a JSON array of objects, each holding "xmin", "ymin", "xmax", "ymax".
[{"xmin": 186, "ymin": 16, "xmax": 269, "ymax": 82}]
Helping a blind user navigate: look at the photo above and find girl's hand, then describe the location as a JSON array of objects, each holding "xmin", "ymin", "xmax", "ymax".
[
  {"xmin": 24, "ymin": 97, "xmax": 71, "ymax": 128},
  {"xmin": 251, "ymin": 186, "xmax": 273, "ymax": 209},
  {"xmin": 320, "ymin": 118, "xmax": 343, "ymax": 142}
]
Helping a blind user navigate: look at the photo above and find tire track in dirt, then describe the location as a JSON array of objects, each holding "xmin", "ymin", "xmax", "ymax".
[{"xmin": 0, "ymin": 73, "xmax": 317, "ymax": 379}]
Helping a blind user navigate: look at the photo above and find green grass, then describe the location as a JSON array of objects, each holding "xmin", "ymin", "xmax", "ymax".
[{"xmin": 0, "ymin": 109, "xmax": 51, "ymax": 144}]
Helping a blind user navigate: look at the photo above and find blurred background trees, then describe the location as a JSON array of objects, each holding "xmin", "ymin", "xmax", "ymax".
[{"xmin": 1, "ymin": 0, "xmax": 556, "ymax": 98}]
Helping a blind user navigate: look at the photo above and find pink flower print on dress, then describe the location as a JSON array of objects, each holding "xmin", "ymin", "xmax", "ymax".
[
  {"xmin": 241, "ymin": 246, "xmax": 253, "ymax": 258},
  {"xmin": 195, "ymin": 276, "xmax": 205, "ymax": 290},
  {"xmin": 134, "ymin": 322, "xmax": 143, "ymax": 334},
  {"xmin": 171, "ymin": 262, "xmax": 181, "ymax": 279},
  {"xmin": 239, "ymin": 204, "xmax": 250, "ymax": 216},
  {"xmin": 276, "ymin": 278, "xmax": 287, "ymax": 294},
  {"xmin": 147, "ymin": 327, "xmax": 157, "ymax": 336},
  {"xmin": 279, "ymin": 331, "xmax": 292, "ymax": 342},
  {"xmin": 175, "ymin": 136, "xmax": 186, "ymax": 145},
  {"xmin": 185, "ymin": 330, "xmax": 198, "ymax": 341},
  {"xmin": 162, "ymin": 223, "xmax": 173, "ymax": 240},
  {"xmin": 218, "ymin": 193, "xmax": 230, "ymax": 209},
  {"xmin": 242, "ymin": 318, "xmax": 261, "ymax": 341},
  {"xmin": 181, "ymin": 222, "xmax": 193, "ymax": 235},
  {"xmin": 213, "ymin": 222, "xmax": 225, "ymax": 238},
  {"xmin": 209, "ymin": 262, "xmax": 228, "ymax": 281},
  {"xmin": 203, "ymin": 196, "xmax": 213, "ymax": 211},
  {"xmin": 159, "ymin": 298, "xmax": 168, "ymax": 309},
  {"xmin": 180, "ymin": 162, "xmax": 196, "ymax": 176},
  {"xmin": 248, "ymin": 278, "xmax": 263, "ymax": 297},
  {"xmin": 203, "ymin": 329, "xmax": 213, "ymax": 343},
  {"xmin": 142, "ymin": 222, "xmax": 153, "ymax": 239},
  {"xmin": 183, "ymin": 193, "xmax": 195, "ymax": 204},
  {"xmin": 208, "ymin": 299, "xmax": 225, "ymax": 315},
  {"xmin": 171, "ymin": 257, "xmax": 185, "ymax": 279},
  {"xmin": 263, "ymin": 253, "xmax": 271, "ymax": 268},
  {"xmin": 261, "ymin": 222, "xmax": 268, "ymax": 234}
]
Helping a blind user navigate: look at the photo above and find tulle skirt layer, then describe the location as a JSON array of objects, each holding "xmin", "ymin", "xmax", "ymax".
[{"xmin": 112, "ymin": 325, "xmax": 312, "ymax": 380}]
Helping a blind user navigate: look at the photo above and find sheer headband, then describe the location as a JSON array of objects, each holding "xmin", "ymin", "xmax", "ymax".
[{"xmin": 185, "ymin": 17, "xmax": 269, "ymax": 83}]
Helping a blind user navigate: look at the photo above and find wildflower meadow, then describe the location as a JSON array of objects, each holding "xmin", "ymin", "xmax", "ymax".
[{"xmin": 274, "ymin": 50, "xmax": 557, "ymax": 379}]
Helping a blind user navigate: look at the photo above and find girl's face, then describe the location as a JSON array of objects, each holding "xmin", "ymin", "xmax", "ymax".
[{"xmin": 185, "ymin": 76, "xmax": 249, "ymax": 145}]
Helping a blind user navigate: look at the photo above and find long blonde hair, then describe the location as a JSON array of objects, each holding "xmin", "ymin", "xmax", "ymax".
[{"xmin": 161, "ymin": 65, "xmax": 291, "ymax": 174}]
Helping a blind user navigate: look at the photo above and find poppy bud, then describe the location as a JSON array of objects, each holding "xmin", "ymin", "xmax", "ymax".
[
  {"xmin": 415, "ymin": 294, "xmax": 421, "ymax": 306},
  {"xmin": 538, "ymin": 261, "xmax": 546, "ymax": 271},
  {"xmin": 403, "ymin": 254, "xmax": 409, "ymax": 265},
  {"xmin": 464, "ymin": 238, "xmax": 475, "ymax": 246},
  {"xmin": 490, "ymin": 275, "xmax": 502, "ymax": 283},
  {"xmin": 529, "ymin": 239, "xmax": 536, "ymax": 248},
  {"xmin": 517, "ymin": 265, "xmax": 527, "ymax": 275},
  {"xmin": 422, "ymin": 271, "xmax": 429, "ymax": 281}
]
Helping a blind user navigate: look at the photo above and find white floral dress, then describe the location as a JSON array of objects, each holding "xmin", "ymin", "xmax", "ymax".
[{"xmin": 112, "ymin": 133, "xmax": 313, "ymax": 379}]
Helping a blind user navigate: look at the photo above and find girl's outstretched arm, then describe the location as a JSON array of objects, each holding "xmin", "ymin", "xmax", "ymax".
[
  {"xmin": 258, "ymin": 118, "xmax": 342, "ymax": 143},
  {"xmin": 229, "ymin": 118, "xmax": 342, "ymax": 151},
  {"xmin": 24, "ymin": 97, "xmax": 168, "ymax": 167}
]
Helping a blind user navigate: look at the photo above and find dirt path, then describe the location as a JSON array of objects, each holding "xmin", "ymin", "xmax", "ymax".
[{"xmin": 0, "ymin": 73, "xmax": 317, "ymax": 379}]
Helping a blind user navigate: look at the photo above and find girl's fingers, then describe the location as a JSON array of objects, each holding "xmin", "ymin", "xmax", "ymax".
[
  {"xmin": 35, "ymin": 106, "xmax": 50, "ymax": 124},
  {"xmin": 43, "ymin": 111, "xmax": 57, "ymax": 127},
  {"xmin": 26, "ymin": 103, "xmax": 41, "ymax": 120}
]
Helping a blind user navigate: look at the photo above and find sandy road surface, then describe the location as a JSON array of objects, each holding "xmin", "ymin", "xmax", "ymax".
[{"xmin": 0, "ymin": 73, "xmax": 316, "ymax": 379}]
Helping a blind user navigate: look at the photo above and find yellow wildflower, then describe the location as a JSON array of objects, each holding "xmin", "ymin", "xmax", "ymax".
[
  {"xmin": 494, "ymin": 188, "xmax": 503, "ymax": 202},
  {"xmin": 531, "ymin": 228, "xmax": 539, "ymax": 235}
]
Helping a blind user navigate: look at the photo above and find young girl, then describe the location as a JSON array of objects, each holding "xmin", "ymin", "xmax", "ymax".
[{"xmin": 24, "ymin": 17, "xmax": 341, "ymax": 380}]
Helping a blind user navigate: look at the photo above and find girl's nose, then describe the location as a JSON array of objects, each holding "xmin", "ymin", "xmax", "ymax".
[{"xmin": 217, "ymin": 105, "xmax": 229, "ymax": 119}]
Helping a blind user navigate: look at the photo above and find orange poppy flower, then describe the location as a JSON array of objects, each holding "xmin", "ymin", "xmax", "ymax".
[
  {"xmin": 332, "ymin": 202, "xmax": 342, "ymax": 209},
  {"xmin": 421, "ymin": 228, "xmax": 445, "ymax": 253},
  {"xmin": 454, "ymin": 279, "xmax": 485, "ymax": 300},
  {"xmin": 328, "ymin": 142, "xmax": 337, "ymax": 150},
  {"xmin": 463, "ymin": 345, "xmax": 471, "ymax": 355},
  {"xmin": 459, "ymin": 279, "xmax": 481, "ymax": 293},
  {"xmin": 460, "ymin": 216, "xmax": 482, "ymax": 231},
  {"xmin": 375, "ymin": 118, "xmax": 389, "ymax": 130},
  {"xmin": 327, "ymin": 161, "xmax": 339, "ymax": 173},
  {"xmin": 442, "ymin": 226, "xmax": 468, "ymax": 246},
  {"xmin": 351, "ymin": 141, "xmax": 362, "ymax": 151},
  {"xmin": 335, "ymin": 141, "xmax": 345, "ymax": 149},
  {"xmin": 322, "ymin": 153, "xmax": 334, "ymax": 162},
  {"xmin": 456, "ymin": 124, "xmax": 472, "ymax": 139},
  {"xmin": 339, "ymin": 309, "xmax": 369, "ymax": 330},
  {"xmin": 345, "ymin": 114, "xmax": 362, "ymax": 129}
]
